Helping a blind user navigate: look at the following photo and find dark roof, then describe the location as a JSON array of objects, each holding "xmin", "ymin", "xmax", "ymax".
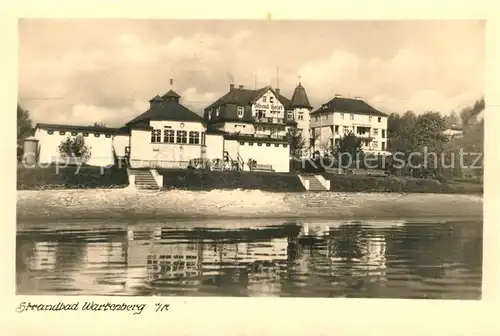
[
  {"xmin": 149, "ymin": 95, "xmax": 164, "ymax": 102},
  {"xmin": 35, "ymin": 123, "xmax": 129, "ymax": 135},
  {"xmin": 126, "ymin": 100, "xmax": 203, "ymax": 126},
  {"xmin": 206, "ymin": 86, "xmax": 292, "ymax": 110},
  {"xmin": 223, "ymin": 133, "xmax": 289, "ymax": 144},
  {"xmin": 311, "ymin": 96, "xmax": 387, "ymax": 117},
  {"xmin": 162, "ymin": 90, "xmax": 181, "ymax": 99},
  {"xmin": 290, "ymin": 83, "xmax": 312, "ymax": 109}
]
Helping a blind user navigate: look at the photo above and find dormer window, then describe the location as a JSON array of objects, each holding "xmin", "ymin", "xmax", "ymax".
[
  {"xmin": 237, "ymin": 106, "xmax": 244, "ymax": 118},
  {"xmin": 287, "ymin": 111, "xmax": 293, "ymax": 120}
]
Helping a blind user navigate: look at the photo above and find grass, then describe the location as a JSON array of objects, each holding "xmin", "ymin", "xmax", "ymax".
[
  {"xmin": 17, "ymin": 164, "xmax": 129, "ymax": 190},
  {"xmin": 17, "ymin": 163, "xmax": 482, "ymax": 195},
  {"xmin": 158, "ymin": 169, "xmax": 305, "ymax": 192},
  {"xmin": 322, "ymin": 173, "xmax": 483, "ymax": 194}
]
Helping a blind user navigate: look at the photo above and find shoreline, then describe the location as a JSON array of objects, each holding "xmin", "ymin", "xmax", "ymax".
[{"xmin": 17, "ymin": 188, "xmax": 483, "ymax": 223}]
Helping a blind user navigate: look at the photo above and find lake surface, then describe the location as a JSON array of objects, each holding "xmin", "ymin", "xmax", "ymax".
[{"xmin": 16, "ymin": 219, "xmax": 482, "ymax": 299}]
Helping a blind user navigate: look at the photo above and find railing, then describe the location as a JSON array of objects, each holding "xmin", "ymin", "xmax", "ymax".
[
  {"xmin": 253, "ymin": 117, "xmax": 285, "ymax": 124},
  {"xmin": 150, "ymin": 169, "xmax": 163, "ymax": 188}
]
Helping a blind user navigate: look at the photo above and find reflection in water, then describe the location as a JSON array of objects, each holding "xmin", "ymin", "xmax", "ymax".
[{"xmin": 16, "ymin": 219, "xmax": 482, "ymax": 299}]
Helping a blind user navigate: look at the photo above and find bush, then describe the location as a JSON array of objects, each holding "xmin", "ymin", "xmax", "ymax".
[{"xmin": 17, "ymin": 164, "xmax": 129, "ymax": 190}]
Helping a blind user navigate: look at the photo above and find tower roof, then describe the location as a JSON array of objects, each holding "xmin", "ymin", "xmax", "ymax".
[
  {"xmin": 149, "ymin": 95, "xmax": 164, "ymax": 102},
  {"xmin": 162, "ymin": 90, "xmax": 181, "ymax": 99},
  {"xmin": 290, "ymin": 83, "xmax": 312, "ymax": 109}
]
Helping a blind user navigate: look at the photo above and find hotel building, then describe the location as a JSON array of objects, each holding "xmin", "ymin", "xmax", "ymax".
[{"xmin": 310, "ymin": 95, "xmax": 390, "ymax": 156}]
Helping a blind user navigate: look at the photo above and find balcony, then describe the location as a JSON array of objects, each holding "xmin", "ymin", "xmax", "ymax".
[
  {"xmin": 355, "ymin": 133, "xmax": 374, "ymax": 139},
  {"xmin": 253, "ymin": 117, "xmax": 285, "ymax": 124}
]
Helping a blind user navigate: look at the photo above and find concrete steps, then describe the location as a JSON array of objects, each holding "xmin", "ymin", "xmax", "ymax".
[
  {"xmin": 299, "ymin": 174, "xmax": 329, "ymax": 191},
  {"xmin": 129, "ymin": 169, "xmax": 160, "ymax": 189}
]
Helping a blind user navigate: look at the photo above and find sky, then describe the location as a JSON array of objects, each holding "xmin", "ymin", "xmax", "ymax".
[{"xmin": 18, "ymin": 19, "xmax": 485, "ymax": 127}]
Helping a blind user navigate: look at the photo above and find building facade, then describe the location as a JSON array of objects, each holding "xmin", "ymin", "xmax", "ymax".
[
  {"xmin": 29, "ymin": 84, "xmax": 314, "ymax": 173},
  {"xmin": 310, "ymin": 95, "xmax": 390, "ymax": 156}
]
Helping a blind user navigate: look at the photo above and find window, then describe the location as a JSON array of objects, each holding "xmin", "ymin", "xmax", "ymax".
[
  {"xmin": 83, "ymin": 132, "xmax": 89, "ymax": 137},
  {"xmin": 381, "ymin": 142, "xmax": 386, "ymax": 151},
  {"xmin": 270, "ymin": 96, "xmax": 274, "ymax": 103},
  {"xmin": 315, "ymin": 116, "xmax": 319, "ymax": 121},
  {"xmin": 263, "ymin": 96, "xmax": 267, "ymax": 103},
  {"xmin": 71, "ymin": 131, "xmax": 78, "ymax": 136},
  {"xmin": 105, "ymin": 134, "xmax": 111, "ymax": 138},
  {"xmin": 176, "ymin": 130, "xmax": 187, "ymax": 144},
  {"xmin": 287, "ymin": 111, "xmax": 293, "ymax": 119},
  {"xmin": 151, "ymin": 129, "xmax": 161, "ymax": 143},
  {"xmin": 249, "ymin": 142, "xmax": 254, "ymax": 146},
  {"xmin": 266, "ymin": 143, "xmax": 271, "ymax": 147},
  {"xmin": 378, "ymin": 117, "xmax": 382, "ymax": 122},
  {"xmin": 164, "ymin": 129, "xmax": 175, "ymax": 143},
  {"xmin": 340, "ymin": 113, "xmax": 344, "ymax": 119},
  {"xmin": 59, "ymin": 131, "xmax": 66, "ymax": 135},
  {"xmin": 189, "ymin": 131, "xmax": 200, "ymax": 144},
  {"xmin": 298, "ymin": 112, "xmax": 304, "ymax": 120},
  {"xmin": 350, "ymin": 114, "xmax": 354, "ymax": 120},
  {"xmin": 94, "ymin": 133, "xmax": 100, "ymax": 137},
  {"xmin": 343, "ymin": 126, "xmax": 349, "ymax": 133},
  {"xmin": 372, "ymin": 141, "xmax": 378, "ymax": 147},
  {"xmin": 373, "ymin": 128, "xmax": 379, "ymax": 136},
  {"xmin": 201, "ymin": 132, "xmax": 206, "ymax": 145},
  {"xmin": 382, "ymin": 129, "xmax": 386, "ymax": 138},
  {"xmin": 369, "ymin": 116, "xmax": 372, "ymax": 121},
  {"xmin": 334, "ymin": 125, "xmax": 339, "ymax": 133},
  {"xmin": 237, "ymin": 106, "xmax": 244, "ymax": 118},
  {"xmin": 239, "ymin": 141, "xmax": 245, "ymax": 145},
  {"xmin": 283, "ymin": 144, "xmax": 288, "ymax": 148},
  {"xmin": 208, "ymin": 112, "xmax": 212, "ymax": 120},
  {"xmin": 216, "ymin": 107, "xmax": 220, "ymax": 117},
  {"xmin": 47, "ymin": 130, "xmax": 54, "ymax": 135},
  {"xmin": 258, "ymin": 143, "xmax": 262, "ymax": 146},
  {"xmin": 274, "ymin": 144, "xmax": 279, "ymax": 147}
]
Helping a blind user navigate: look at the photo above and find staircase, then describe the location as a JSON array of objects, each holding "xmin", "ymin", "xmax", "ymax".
[
  {"xmin": 299, "ymin": 174, "xmax": 329, "ymax": 191},
  {"xmin": 130, "ymin": 169, "xmax": 160, "ymax": 189}
]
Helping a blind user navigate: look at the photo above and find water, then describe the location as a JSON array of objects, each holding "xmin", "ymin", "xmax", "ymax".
[{"xmin": 16, "ymin": 219, "xmax": 482, "ymax": 299}]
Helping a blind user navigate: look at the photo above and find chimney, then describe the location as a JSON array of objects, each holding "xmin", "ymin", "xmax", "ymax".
[
  {"xmin": 230, "ymin": 84, "xmax": 235, "ymax": 91},
  {"xmin": 239, "ymin": 85, "xmax": 244, "ymax": 89},
  {"xmin": 276, "ymin": 88, "xmax": 280, "ymax": 94}
]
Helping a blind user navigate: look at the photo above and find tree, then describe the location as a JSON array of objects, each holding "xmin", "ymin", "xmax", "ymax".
[
  {"xmin": 58, "ymin": 135, "xmax": 92, "ymax": 164},
  {"xmin": 334, "ymin": 132, "xmax": 363, "ymax": 167},
  {"xmin": 286, "ymin": 127, "xmax": 306, "ymax": 159},
  {"xmin": 92, "ymin": 122, "xmax": 106, "ymax": 128},
  {"xmin": 17, "ymin": 104, "xmax": 33, "ymax": 154}
]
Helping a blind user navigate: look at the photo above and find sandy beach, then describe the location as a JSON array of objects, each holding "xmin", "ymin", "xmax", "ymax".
[{"xmin": 16, "ymin": 188, "xmax": 483, "ymax": 223}]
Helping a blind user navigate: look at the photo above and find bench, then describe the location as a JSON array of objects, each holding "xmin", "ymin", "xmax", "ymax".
[{"xmin": 250, "ymin": 164, "xmax": 275, "ymax": 172}]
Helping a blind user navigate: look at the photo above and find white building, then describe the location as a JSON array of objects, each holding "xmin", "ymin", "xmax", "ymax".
[
  {"xmin": 29, "ymin": 86, "xmax": 305, "ymax": 173},
  {"xmin": 310, "ymin": 95, "xmax": 390, "ymax": 156}
]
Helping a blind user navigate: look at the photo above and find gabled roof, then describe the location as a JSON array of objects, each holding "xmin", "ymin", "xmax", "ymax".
[
  {"xmin": 206, "ymin": 86, "xmax": 292, "ymax": 110},
  {"xmin": 290, "ymin": 83, "xmax": 312, "ymax": 109},
  {"xmin": 149, "ymin": 95, "xmax": 164, "ymax": 102},
  {"xmin": 126, "ymin": 100, "xmax": 203, "ymax": 126},
  {"xmin": 162, "ymin": 89, "xmax": 181, "ymax": 99},
  {"xmin": 311, "ymin": 96, "xmax": 387, "ymax": 117},
  {"xmin": 35, "ymin": 123, "xmax": 129, "ymax": 134}
]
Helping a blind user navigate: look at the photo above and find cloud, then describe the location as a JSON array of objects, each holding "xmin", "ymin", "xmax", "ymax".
[
  {"xmin": 19, "ymin": 28, "xmax": 254, "ymax": 126},
  {"xmin": 19, "ymin": 21, "xmax": 483, "ymax": 126}
]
